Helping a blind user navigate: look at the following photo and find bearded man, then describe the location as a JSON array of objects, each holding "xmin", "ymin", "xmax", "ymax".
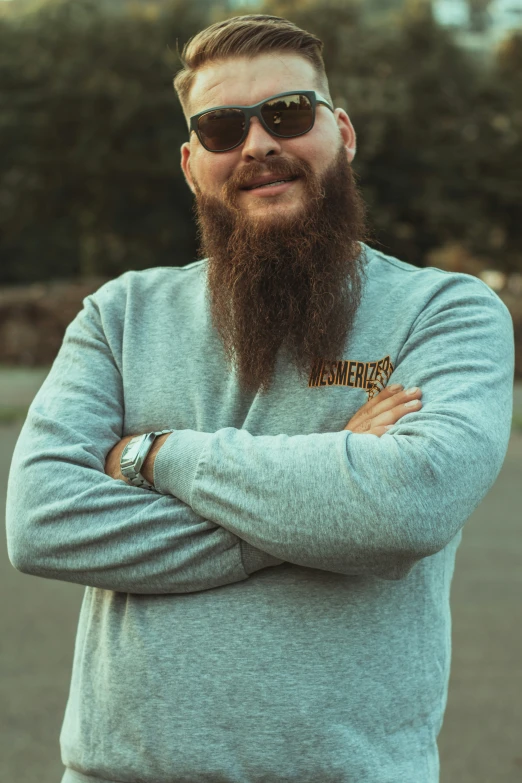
[{"xmin": 6, "ymin": 13, "xmax": 514, "ymax": 783}]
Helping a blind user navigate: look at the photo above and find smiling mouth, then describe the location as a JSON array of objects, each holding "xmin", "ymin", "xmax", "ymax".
[{"xmin": 242, "ymin": 176, "xmax": 299, "ymax": 191}]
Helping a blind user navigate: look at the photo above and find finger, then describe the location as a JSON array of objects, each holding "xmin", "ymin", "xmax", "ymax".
[
  {"xmin": 369, "ymin": 384, "xmax": 404, "ymax": 408},
  {"xmin": 367, "ymin": 425, "xmax": 390, "ymax": 438},
  {"xmin": 354, "ymin": 421, "xmax": 395, "ymax": 438},
  {"xmin": 371, "ymin": 386, "xmax": 422, "ymax": 417},
  {"xmin": 363, "ymin": 389, "xmax": 421, "ymax": 426},
  {"xmin": 371, "ymin": 398, "xmax": 423, "ymax": 429},
  {"xmin": 347, "ymin": 384, "xmax": 405, "ymax": 427}
]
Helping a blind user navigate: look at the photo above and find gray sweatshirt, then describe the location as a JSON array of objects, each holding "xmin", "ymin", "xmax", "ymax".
[{"xmin": 6, "ymin": 243, "xmax": 514, "ymax": 783}]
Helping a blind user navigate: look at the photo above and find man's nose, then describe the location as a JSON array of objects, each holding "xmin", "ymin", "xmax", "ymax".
[{"xmin": 240, "ymin": 116, "xmax": 283, "ymax": 160}]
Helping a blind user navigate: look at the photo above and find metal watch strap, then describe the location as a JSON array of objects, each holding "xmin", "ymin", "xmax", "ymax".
[{"xmin": 122, "ymin": 429, "xmax": 174, "ymax": 492}]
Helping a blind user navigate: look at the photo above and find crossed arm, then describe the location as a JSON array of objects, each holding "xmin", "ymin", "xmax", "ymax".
[
  {"xmin": 6, "ymin": 276, "xmax": 514, "ymax": 594},
  {"xmin": 103, "ymin": 383, "xmax": 423, "ymax": 487}
]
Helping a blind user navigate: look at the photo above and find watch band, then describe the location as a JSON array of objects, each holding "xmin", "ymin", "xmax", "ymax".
[{"xmin": 120, "ymin": 429, "xmax": 174, "ymax": 492}]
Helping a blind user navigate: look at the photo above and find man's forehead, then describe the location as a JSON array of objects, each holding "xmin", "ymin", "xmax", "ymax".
[{"xmin": 188, "ymin": 53, "xmax": 319, "ymax": 115}]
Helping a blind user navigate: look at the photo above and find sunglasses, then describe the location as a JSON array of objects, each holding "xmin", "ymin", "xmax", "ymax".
[{"xmin": 189, "ymin": 90, "xmax": 334, "ymax": 153}]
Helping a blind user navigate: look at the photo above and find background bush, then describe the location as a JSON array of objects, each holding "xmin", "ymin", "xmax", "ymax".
[{"xmin": 0, "ymin": 0, "xmax": 521, "ymax": 284}]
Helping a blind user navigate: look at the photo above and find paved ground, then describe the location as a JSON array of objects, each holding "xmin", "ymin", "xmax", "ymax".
[{"xmin": 1, "ymin": 369, "xmax": 521, "ymax": 783}]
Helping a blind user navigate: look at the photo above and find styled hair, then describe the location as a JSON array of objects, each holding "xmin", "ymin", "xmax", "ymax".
[{"xmin": 173, "ymin": 14, "xmax": 332, "ymax": 123}]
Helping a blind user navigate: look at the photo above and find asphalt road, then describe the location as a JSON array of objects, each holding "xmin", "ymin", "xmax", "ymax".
[{"xmin": 1, "ymin": 369, "xmax": 521, "ymax": 783}]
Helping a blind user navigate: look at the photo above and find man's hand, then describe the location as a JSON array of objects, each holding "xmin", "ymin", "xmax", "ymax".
[
  {"xmin": 105, "ymin": 433, "xmax": 172, "ymax": 486},
  {"xmin": 104, "ymin": 387, "xmax": 420, "ymax": 485},
  {"xmin": 105, "ymin": 435, "xmax": 135, "ymax": 482},
  {"xmin": 344, "ymin": 384, "xmax": 422, "ymax": 437}
]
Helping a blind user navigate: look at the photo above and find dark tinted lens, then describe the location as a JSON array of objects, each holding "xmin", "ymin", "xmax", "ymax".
[
  {"xmin": 261, "ymin": 93, "xmax": 313, "ymax": 137},
  {"xmin": 197, "ymin": 108, "xmax": 245, "ymax": 151}
]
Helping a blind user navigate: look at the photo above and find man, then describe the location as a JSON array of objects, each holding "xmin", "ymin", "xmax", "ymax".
[{"xmin": 6, "ymin": 13, "xmax": 514, "ymax": 783}]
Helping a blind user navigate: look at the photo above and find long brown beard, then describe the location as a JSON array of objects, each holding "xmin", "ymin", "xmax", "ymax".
[{"xmin": 192, "ymin": 142, "xmax": 372, "ymax": 394}]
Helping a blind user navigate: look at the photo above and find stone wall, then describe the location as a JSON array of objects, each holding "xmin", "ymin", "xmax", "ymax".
[{"xmin": 0, "ymin": 279, "xmax": 109, "ymax": 366}]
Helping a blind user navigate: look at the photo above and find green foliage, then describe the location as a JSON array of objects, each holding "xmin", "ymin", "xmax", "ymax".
[
  {"xmin": 0, "ymin": 0, "xmax": 521, "ymax": 283},
  {"xmin": 0, "ymin": 0, "xmax": 208, "ymax": 282},
  {"xmin": 260, "ymin": 0, "xmax": 522, "ymax": 270}
]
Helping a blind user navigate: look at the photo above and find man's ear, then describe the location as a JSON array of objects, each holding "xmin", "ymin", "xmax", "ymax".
[
  {"xmin": 335, "ymin": 110, "xmax": 357, "ymax": 163},
  {"xmin": 180, "ymin": 142, "xmax": 196, "ymax": 195}
]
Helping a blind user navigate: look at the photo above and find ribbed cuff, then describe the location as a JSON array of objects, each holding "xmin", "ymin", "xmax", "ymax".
[
  {"xmin": 153, "ymin": 430, "xmax": 210, "ymax": 504},
  {"xmin": 240, "ymin": 540, "xmax": 285, "ymax": 574}
]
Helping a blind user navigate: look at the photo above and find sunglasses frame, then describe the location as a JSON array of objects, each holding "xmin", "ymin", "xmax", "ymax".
[{"xmin": 189, "ymin": 90, "xmax": 335, "ymax": 153}]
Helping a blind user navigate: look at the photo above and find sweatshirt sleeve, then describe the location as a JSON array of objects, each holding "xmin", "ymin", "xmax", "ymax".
[
  {"xmin": 5, "ymin": 288, "xmax": 283, "ymax": 594},
  {"xmin": 154, "ymin": 275, "xmax": 515, "ymax": 581}
]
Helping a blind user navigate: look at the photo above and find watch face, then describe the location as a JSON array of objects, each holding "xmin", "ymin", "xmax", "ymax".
[{"xmin": 123, "ymin": 439, "xmax": 143, "ymax": 463}]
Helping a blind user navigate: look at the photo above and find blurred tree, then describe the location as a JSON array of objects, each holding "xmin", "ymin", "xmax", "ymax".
[
  {"xmin": 0, "ymin": 0, "xmax": 210, "ymax": 282},
  {"xmin": 261, "ymin": 0, "xmax": 522, "ymax": 271},
  {"xmin": 467, "ymin": 0, "xmax": 493, "ymax": 32},
  {"xmin": 0, "ymin": 0, "xmax": 520, "ymax": 284},
  {"xmin": 355, "ymin": 0, "xmax": 406, "ymax": 25}
]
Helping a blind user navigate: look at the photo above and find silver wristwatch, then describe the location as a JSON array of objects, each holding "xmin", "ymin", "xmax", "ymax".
[{"xmin": 120, "ymin": 429, "xmax": 173, "ymax": 492}]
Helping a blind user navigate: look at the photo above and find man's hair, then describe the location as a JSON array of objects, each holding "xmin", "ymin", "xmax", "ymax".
[{"xmin": 173, "ymin": 14, "xmax": 332, "ymax": 123}]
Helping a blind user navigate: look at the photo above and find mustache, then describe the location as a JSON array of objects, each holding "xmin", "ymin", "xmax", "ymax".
[{"xmin": 224, "ymin": 157, "xmax": 315, "ymax": 203}]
